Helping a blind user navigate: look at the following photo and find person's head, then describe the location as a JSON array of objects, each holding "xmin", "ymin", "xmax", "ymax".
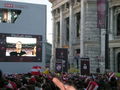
[
  {"xmin": 15, "ymin": 41, "xmax": 22, "ymax": 49},
  {"xmin": 32, "ymin": 46, "xmax": 36, "ymax": 55}
]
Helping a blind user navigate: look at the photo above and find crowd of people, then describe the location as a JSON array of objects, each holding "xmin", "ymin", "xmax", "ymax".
[{"xmin": 0, "ymin": 69, "xmax": 120, "ymax": 90}]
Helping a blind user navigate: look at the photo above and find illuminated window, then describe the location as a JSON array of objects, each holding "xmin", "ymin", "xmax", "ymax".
[{"xmin": 0, "ymin": 8, "xmax": 21, "ymax": 23}]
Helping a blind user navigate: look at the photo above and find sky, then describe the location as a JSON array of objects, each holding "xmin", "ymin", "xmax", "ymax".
[{"xmin": 4, "ymin": 0, "xmax": 53, "ymax": 44}]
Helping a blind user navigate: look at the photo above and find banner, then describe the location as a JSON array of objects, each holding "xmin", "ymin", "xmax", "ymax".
[
  {"xmin": 55, "ymin": 62, "xmax": 62, "ymax": 73},
  {"xmin": 80, "ymin": 58, "xmax": 90, "ymax": 75},
  {"xmin": 56, "ymin": 48, "xmax": 68, "ymax": 72},
  {"xmin": 97, "ymin": 0, "xmax": 106, "ymax": 28}
]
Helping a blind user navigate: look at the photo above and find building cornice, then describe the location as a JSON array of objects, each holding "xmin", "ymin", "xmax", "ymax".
[
  {"xmin": 49, "ymin": 0, "xmax": 55, "ymax": 3},
  {"xmin": 110, "ymin": 0, "xmax": 120, "ymax": 7},
  {"xmin": 109, "ymin": 39, "xmax": 120, "ymax": 47},
  {"xmin": 49, "ymin": 0, "xmax": 69, "ymax": 10}
]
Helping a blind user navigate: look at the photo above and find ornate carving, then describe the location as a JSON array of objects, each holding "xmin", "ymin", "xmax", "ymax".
[
  {"xmin": 111, "ymin": 0, "xmax": 120, "ymax": 2},
  {"xmin": 49, "ymin": 0, "xmax": 55, "ymax": 3},
  {"xmin": 49, "ymin": 0, "xmax": 63, "ymax": 4},
  {"xmin": 110, "ymin": 0, "xmax": 120, "ymax": 7}
]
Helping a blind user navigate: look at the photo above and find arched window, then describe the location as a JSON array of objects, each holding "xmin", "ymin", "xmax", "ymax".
[
  {"xmin": 117, "ymin": 13, "xmax": 120, "ymax": 35},
  {"xmin": 75, "ymin": 12, "xmax": 80, "ymax": 37},
  {"xmin": 117, "ymin": 52, "xmax": 120, "ymax": 72}
]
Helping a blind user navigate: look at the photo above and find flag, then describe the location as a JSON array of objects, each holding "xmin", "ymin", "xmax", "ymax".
[
  {"xmin": 31, "ymin": 66, "xmax": 41, "ymax": 75},
  {"xmin": 108, "ymin": 72, "xmax": 115, "ymax": 81},
  {"xmin": 5, "ymin": 82, "xmax": 13, "ymax": 89},
  {"xmin": 29, "ymin": 76, "xmax": 36, "ymax": 84},
  {"xmin": 5, "ymin": 81, "xmax": 17, "ymax": 89},
  {"xmin": 86, "ymin": 81, "xmax": 99, "ymax": 90}
]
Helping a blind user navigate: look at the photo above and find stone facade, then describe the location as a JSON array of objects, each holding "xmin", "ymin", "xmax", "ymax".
[{"xmin": 49, "ymin": 0, "xmax": 120, "ymax": 73}]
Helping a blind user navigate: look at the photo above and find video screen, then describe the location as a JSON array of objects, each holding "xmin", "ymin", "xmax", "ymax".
[{"xmin": 0, "ymin": 33, "xmax": 42, "ymax": 62}]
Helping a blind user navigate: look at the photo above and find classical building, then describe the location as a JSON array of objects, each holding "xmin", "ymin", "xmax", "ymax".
[{"xmin": 49, "ymin": 0, "xmax": 120, "ymax": 73}]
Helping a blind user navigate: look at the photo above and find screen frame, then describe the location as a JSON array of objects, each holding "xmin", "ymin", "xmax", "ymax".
[{"xmin": 0, "ymin": 33, "xmax": 42, "ymax": 62}]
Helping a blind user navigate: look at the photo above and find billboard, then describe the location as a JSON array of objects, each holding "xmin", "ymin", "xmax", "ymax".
[
  {"xmin": 55, "ymin": 48, "xmax": 68, "ymax": 73},
  {"xmin": 55, "ymin": 62, "xmax": 62, "ymax": 73},
  {"xmin": 80, "ymin": 58, "xmax": 90, "ymax": 75}
]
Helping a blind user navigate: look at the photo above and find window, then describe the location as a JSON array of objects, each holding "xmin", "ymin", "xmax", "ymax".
[
  {"xmin": 117, "ymin": 13, "xmax": 120, "ymax": 35},
  {"xmin": 57, "ymin": 8, "xmax": 60, "ymax": 14},
  {"xmin": 117, "ymin": 52, "xmax": 120, "ymax": 72},
  {"xmin": 77, "ymin": 0, "xmax": 80, "ymax": 2},
  {"xmin": 66, "ymin": 17, "xmax": 69, "ymax": 42},
  {"xmin": 76, "ymin": 12, "xmax": 80, "ymax": 37},
  {"xmin": 66, "ymin": 2, "xmax": 69, "ymax": 9},
  {"xmin": 0, "ymin": 8, "xmax": 21, "ymax": 23},
  {"xmin": 76, "ymin": 49, "xmax": 80, "ymax": 54},
  {"xmin": 57, "ymin": 22, "xmax": 60, "ymax": 43}
]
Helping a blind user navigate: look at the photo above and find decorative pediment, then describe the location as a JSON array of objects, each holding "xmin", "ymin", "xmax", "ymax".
[
  {"xmin": 49, "ymin": 0, "xmax": 55, "ymax": 3},
  {"xmin": 49, "ymin": 0, "xmax": 69, "ymax": 10},
  {"xmin": 110, "ymin": 0, "xmax": 120, "ymax": 7},
  {"xmin": 49, "ymin": 0, "xmax": 63, "ymax": 3}
]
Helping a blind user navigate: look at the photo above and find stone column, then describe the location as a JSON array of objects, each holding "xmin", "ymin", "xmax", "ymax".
[
  {"xmin": 110, "ymin": 48, "xmax": 114, "ymax": 71},
  {"xmin": 56, "ymin": 21, "xmax": 59, "ymax": 47},
  {"xmin": 109, "ymin": 8, "xmax": 114, "ymax": 72},
  {"xmin": 50, "ymin": 12, "xmax": 56, "ymax": 71},
  {"xmin": 80, "ymin": 0, "xmax": 85, "ymax": 57},
  {"xmin": 60, "ymin": 6, "xmax": 64, "ymax": 47},
  {"xmin": 101, "ymin": 29, "xmax": 106, "ymax": 57},
  {"xmin": 69, "ymin": 0, "xmax": 74, "ymax": 68},
  {"xmin": 100, "ymin": 28, "xmax": 106, "ymax": 72},
  {"xmin": 109, "ymin": 7, "xmax": 113, "ymax": 40}
]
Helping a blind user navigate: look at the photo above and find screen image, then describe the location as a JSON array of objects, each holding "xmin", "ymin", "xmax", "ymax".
[
  {"xmin": 0, "ymin": 33, "xmax": 42, "ymax": 62},
  {"xmin": 6, "ymin": 37, "xmax": 36, "ymax": 56},
  {"xmin": 0, "ymin": 8, "xmax": 21, "ymax": 23}
]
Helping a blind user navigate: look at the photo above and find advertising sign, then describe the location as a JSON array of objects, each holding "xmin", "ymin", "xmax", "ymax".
[
  {"xmin": 80, "ymin": 58, "xmax": 90, "ymax": 75},
  {"xmin": 56, "ymin": 48, "xmax": 68, "ymax": 72},
  {"xmin": 55, "ymin": 62, "xmax": 62, "ymax": 73}
]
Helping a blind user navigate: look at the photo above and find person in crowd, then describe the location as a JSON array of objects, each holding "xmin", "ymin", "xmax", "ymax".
[
  {"xmin": 52, "ymin": 77, "xmax": 76, "ymax": 90},
  {"xmin": 109, "ymin": 76, "xmax": 117, "ymax": 90},
  {"xmin": 1, "ymin": 71, "xmax": 120, "ymax": 90},
  {"xmin": 10, "ymin": 41, "xmax": 26, "ymax": 56},
  {"xmin": 0, "ymin": 69, "xmax": 2, "ymax": 78}
]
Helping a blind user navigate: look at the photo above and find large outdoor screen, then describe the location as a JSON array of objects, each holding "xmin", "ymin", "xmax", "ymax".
[{"xmin": 0, "ymin": 33, "xmax": 42, "ymax": 62}]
